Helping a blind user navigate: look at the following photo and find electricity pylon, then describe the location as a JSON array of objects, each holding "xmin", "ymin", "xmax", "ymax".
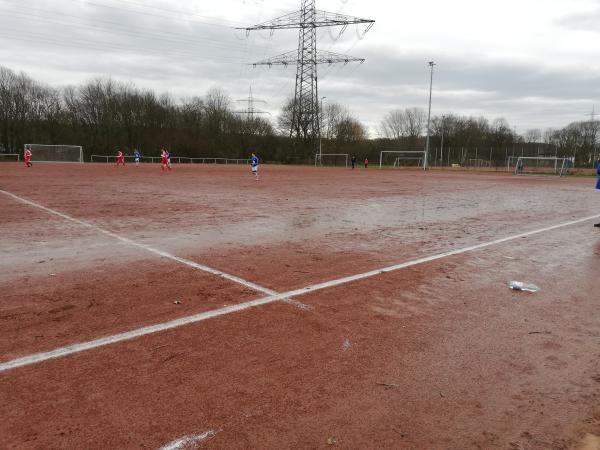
[
  {"xmin": 239, "ymin": 0, "xmax": 374, "ymax": 152},
  {"xmin": 234, "ymin": 86, "xmax": 270, "ymax": 121}
]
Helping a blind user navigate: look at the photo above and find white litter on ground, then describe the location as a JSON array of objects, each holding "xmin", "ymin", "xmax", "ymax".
[
  {"xmin": 342, "ymin": 338, "xmax": 352, "ymax": 352},
  {"xmin": 158, "ymin": 430, "xmax": 219, "ymax": 450}
]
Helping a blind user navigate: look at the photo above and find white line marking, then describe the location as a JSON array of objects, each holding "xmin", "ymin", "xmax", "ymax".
[
  {"xmin": 0, "ymin": 189, "xmax": 276, "ymax": 296},
  {"xmin": 1, "ymin": 213, "xmax": 598, "ymax": 373},
  {"xmin": 158, "ymin": 430, "xmax": 219, "ymax": 450}
]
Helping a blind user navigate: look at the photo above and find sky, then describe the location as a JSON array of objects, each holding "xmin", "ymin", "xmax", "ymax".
[{"xmin": 1, "ymin": 0, "xmax": 600, "ymax": 136}]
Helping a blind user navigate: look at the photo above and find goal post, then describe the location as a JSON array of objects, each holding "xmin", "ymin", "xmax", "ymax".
[
  {"xmin": 508, "ymin": 156, "xmax": 573, "ymax": 176},
  {"xmin": 315, "ymin": 153, "xmax": 349, "ymax": 168},
  {"xmin": 379, "ymin": 150, "xmax": 426, "ymax": 169},
  {"xmin": 25, "ymin": 144, "xmax": 83, "ymax": 163}
]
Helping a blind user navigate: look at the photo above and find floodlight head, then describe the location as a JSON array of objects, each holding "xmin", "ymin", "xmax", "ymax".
[{"xmin": 428, "ymin": 61, "xmax": 436, "ymax": 67}]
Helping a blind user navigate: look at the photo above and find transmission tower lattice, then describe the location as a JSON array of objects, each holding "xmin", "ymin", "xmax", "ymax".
[
  {"xmin": 239, "ymin": 0, "xmax": 374, "ymax": 152},
  {"xmin": 234, "ymin": 86, "xmax": 270, "ymax": 121}
]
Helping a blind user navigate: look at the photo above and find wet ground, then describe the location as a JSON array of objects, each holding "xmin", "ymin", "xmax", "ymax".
[{"xmin": 0, "ymin": 163, "xmax": 599, "ymax": 449}]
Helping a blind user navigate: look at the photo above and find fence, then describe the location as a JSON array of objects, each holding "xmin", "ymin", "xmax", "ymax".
[
  {"xmin": 0, "ymin": 153, "xmax": 20, "ymax": 161},
  {"xmin": 90, "ymin": 155, "xmax": 250, "ymax": 164}
]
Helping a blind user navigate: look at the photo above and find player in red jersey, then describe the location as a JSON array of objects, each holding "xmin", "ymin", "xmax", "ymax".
[
  {"xmin": 24, "ymin": 146, "xmax": 32, "ymax": 168},
  {"xmin": 160, "ymin": 148, "xmax": 172, "ymax": 172},
  {"xmin": 116, "ymin": 149, "xmax": 125, "ymax": 166}
]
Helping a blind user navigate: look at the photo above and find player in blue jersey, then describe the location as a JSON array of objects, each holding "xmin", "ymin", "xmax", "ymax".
[
  {"xmin": 133, "ymin": 149, "xmax": 140, "ymax": 166},
  {"xmin": 595, "ymin": 160, "xmax": 600, "ymax": 227},
  {"xmin": 251, "ymin": 152, "xmax": 259, "ymax": 180}
]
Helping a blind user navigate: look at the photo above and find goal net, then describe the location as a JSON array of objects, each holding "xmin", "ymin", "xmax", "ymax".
[
  {"xmin": 315, "ymin": 153, "xmax": 349, "ymax": 167},
  {"xmin": 508, "ymin": 156, "xmax": 573, "ymax": 176},
  {"xmin": 380, "ymin": 151, "xmax": 425, "ymax": 169},
  {"xmin": 25, "ymin": 144, "xmax": 83, "ymax": 163},
  {"xmin": 0, "ymin": 153, "xmax": 20, "ymax": 162}
]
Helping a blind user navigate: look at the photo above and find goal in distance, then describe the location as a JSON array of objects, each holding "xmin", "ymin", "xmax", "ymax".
[
  {"xmin": 315, "ymin": 153, "xmax": 349, "ymax": 168},
  {"xmin": 507, "ymin": 155, "xmax": 573, "ymax": 177},
  {"xmin": 379, "ymin": 150, "xmax": 426, "ymax": 169},
  {"xmin": 24, "ymin": 144, "xmax": 83, "ymax": 163}
]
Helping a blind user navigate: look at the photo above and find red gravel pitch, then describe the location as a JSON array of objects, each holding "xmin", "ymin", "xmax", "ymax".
[{"xmin": 0, "ymin": 162, "xmax": 599, "ymax": 449}]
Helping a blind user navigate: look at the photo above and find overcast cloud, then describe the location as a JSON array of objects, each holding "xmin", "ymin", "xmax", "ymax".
[{"xmin": 1, "ymin": 0, "xmax": 600, "ymax": 136}]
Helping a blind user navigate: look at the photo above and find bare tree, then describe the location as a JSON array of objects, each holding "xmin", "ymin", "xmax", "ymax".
[
  {"xmin": 380, "ymin": 109, "xmax": 405, "ymax": 140},
  {"xmin": 380, "ymin": 107, "xmax": 426, "ymax": 140},
  {"xmin": 524, "ymin": 128, "xmax": 542, "ymax": 143},
  {"xmin": 277, "ymin": 98, "xmax": 294, "ymax": 136},
  {"xmin": 336, "ymin": 117, "xmax": 367, "ymax": 142},
  {"xmin": 404, "ymin": 107, "xmax": 426, "ymax": 138},
  {"xmin": 322, "ymin": 102, "xmax": 348, "ymax": 140}
]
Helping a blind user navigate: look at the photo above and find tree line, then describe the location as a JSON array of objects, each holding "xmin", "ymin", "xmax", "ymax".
[
  {"xmin": 381, "ymin": 109, "xmax": 600, "ymax": 167},
  {"xmin": 0, "ymin": 65, "xmax": 280, "ymax": 161},
  {"xmin": 1, "ymin": 65, "xmax": 598, "ymax": 166}
]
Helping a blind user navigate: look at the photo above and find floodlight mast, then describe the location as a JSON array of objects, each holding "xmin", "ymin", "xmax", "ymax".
[
  {"xmin": 239, "ymin": 0, "xmax": 374, "ymax": 154},
  {"xmin": 587, "ymin": 107, "xmax": 600, "ymax": 166},
  {"xmin": 440, "ymin": 114, "xmax": 445, "ymax": 166},
  {"xmin": 424, "ymin": 61, "xmax": 436, "ymax": 171},
  {"xmin": 319, "ymin": 96, "xmax": 326, "ymax": 161}
]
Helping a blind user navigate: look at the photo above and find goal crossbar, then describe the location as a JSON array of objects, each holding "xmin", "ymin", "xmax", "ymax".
[{"xmin": 380, "ymin": 150, "xmax": 426, "ymax": 169}]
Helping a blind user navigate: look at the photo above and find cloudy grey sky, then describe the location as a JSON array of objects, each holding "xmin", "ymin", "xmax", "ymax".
[{"xmin": 1, "ymin": 0, "xmax": 600, "ymax": 136}]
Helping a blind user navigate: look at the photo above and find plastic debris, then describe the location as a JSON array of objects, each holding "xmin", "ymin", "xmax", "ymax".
[
  {"xmin": 509, "ymin": 281, "xmax": 540, "ymax": 293},
  {"xmin": 342, "ymin": 338, "xmax": 351, "ymax": 352},
  {"xmin": 49, "ymin": 273, "xmax": 56, "ymax": 277},
  {"xmin": 326, "ymin": 437, "xmax": 337, "ymax": 445},
  {"xmin": 173, "ymin": 300, "xmax": 182, "ymax": 305}
]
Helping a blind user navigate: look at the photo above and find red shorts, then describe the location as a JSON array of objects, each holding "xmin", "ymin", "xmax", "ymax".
[{"xmin": 161, "ymin": 158, "xmax": 168, "ymax": 165}]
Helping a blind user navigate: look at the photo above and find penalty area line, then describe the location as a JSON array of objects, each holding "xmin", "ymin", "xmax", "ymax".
[{"xmin": 1, "ymin": 213, "xmax": 598, "ymax": 373}]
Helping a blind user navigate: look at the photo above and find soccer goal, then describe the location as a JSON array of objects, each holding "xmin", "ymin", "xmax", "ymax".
[
  {"xmin": 507, "ymin": 156, "xmax": 573, "ymax": 176},
  {"xmin": 25, "ymin": 144, "xmax": 83, "ymax": 163},
  {"xmin": 0, "ymin": 153, "xmax": 20, "ymax": 162},
  {"xmin": 379, "ymin": 151, "xmax": 426, "ymax": 169},
  {"xmin": 315, "ymin": 153, "xmax": 349, "ymax": 167}
]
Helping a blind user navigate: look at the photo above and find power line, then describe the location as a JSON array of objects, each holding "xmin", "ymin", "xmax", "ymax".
[
  {"xmin": 69, "ymin": 0, "xmax": 245, "ymax": 29},
  {"xmin": 0, "ymin": 11, "xmax": 248, "ymax": 55},
  {"xmin": 96, "ymin": 0, "xmax": 247, "ymax": 27},
  {"xmin": 0, "ymin": 29, "xmax": 245, "ymax": 64},
  {"xmin": 0, "ymin": 3, "xmax": 271, "ymax": 54}
]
